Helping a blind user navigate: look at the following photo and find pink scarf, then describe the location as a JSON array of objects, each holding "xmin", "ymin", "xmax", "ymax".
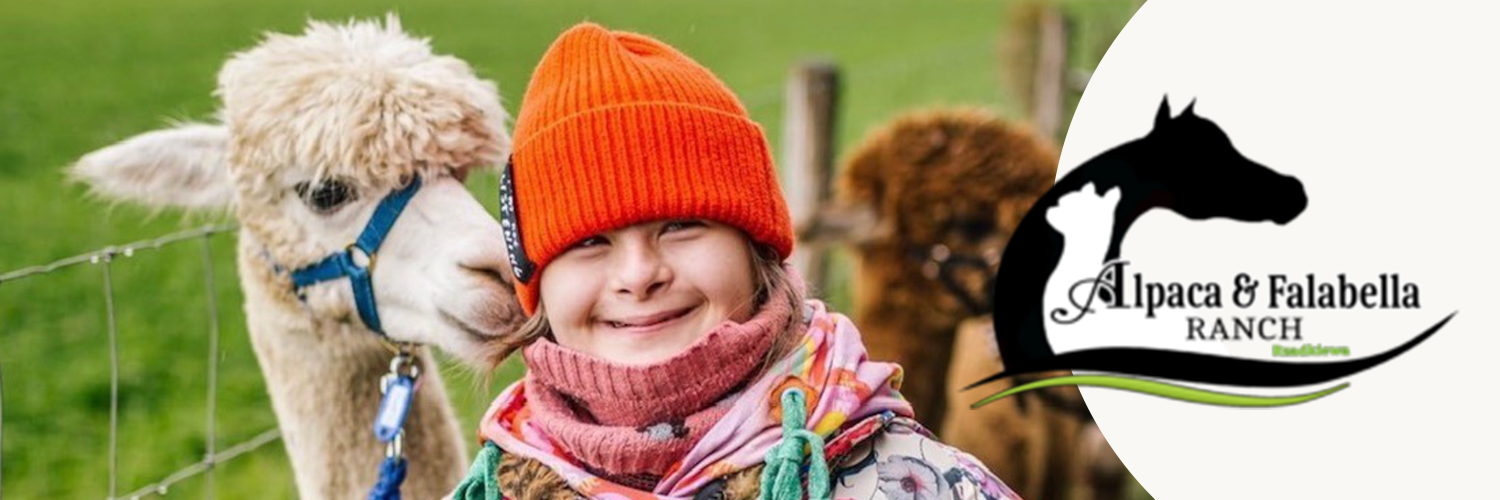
[
  {"xmin": 519, "ymin": 290, "xmax": 791, "ymax": 488},
  {"xmin": 480, "ymin": 300, "xmax": 913, "ymax": 500}
]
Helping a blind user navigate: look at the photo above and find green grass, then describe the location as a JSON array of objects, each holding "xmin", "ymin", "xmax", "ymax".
[{"xmin": 0, "ymin": 0, "xmax": 1141, "ymax": 498}]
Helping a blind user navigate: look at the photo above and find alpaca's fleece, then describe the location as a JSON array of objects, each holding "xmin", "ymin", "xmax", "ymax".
[
  {"xmin": 219, "ymin": 14, "xmax": 507, "ymax": 192},
  {"xmin": 839, "ymin": 108, "xmax": 1056, "ymax": 428}
]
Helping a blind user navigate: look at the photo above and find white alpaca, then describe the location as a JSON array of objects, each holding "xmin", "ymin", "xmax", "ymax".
[
  {"xmin": 1043, "ymin": 182, "xmax": 1120, "ymax": 353},
  {"xmin": 71, "ymin": 16, "xmax": 523, "ymax": 500}
]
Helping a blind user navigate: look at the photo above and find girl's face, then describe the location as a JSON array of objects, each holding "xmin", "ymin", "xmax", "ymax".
[{"xmin": 538, "ymin": 219, "xmax": 757, "ymax": 365}]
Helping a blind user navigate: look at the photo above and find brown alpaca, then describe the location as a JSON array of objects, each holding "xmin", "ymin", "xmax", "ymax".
[
  {"xmin": 944, "ymin": 318, "xmax": 1125, "ymax": 500},
  {"xmin": 838, "ymin": 108, "xmax": 1055, "ymax": 428},
  {"xmin": 838, "ymin": 109, "xmax": 1126, "ymax": 500}
]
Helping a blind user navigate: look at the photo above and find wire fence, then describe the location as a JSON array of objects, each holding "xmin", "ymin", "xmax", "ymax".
[{"xmin": 0, "ymin": 223, "xmax": 285, "ymax": 500}]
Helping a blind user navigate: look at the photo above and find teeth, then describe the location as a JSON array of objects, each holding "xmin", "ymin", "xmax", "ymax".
[{"xmin": 607, "ymin": 310, "xmax": 685, "ymax": 329}]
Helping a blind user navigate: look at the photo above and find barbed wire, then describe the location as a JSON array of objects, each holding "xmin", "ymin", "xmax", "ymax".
[
  {"xmin": 0, "ymin": 222, "xmax": 283, "ymax": 500},
  {"xmin": 0, "ymin": 224, "xmax": 238, "ymax": 285},
  {"xmin": 102, "ymin": 253, "xmax": 119, "ymax": 499},
  {"xmin": 200, "ymin": 235, "xmax": 223, "ymax": 500},
  {"xmin": 112, "ymin": 429, "xmax": 283, "ymax": 500}
]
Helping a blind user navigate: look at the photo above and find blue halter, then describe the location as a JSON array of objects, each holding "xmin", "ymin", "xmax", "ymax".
[{"xmin": 290, "ymin": 176, "xmax": 423, "ymax": 336}]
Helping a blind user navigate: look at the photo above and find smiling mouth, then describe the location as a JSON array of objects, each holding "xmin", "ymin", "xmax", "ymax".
[{"xmin": 603, "ymin": 305, "xmax": 697, "ymax": 331}]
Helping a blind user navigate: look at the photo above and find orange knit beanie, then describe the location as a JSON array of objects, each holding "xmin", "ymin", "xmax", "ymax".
[{"xmin": 501, "ymin": 22, "xmax": 795, "ymax": 315}]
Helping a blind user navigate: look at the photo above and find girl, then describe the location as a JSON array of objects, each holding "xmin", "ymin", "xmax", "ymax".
[{"xmin": 455, "ymin": 23, "xmax": 1022, "ymax": 500}]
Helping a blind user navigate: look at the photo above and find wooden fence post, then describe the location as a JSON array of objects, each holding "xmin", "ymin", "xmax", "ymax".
[
  {"xmin": 1030, "ymin": 3, "xmax": 1071, "ymax": 141},
  {"xmin": 780, "ymin": 60, "xmax": 840, "ymax": 290}
]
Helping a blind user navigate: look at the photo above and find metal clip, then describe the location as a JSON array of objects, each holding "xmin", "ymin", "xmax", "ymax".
[
  {"xmin": 374, "ymin": 350, "xmax": 421, "ymax": 446},
  {"xmin": 385, "ymin": 430, "xmax": 403, "ymax": 459},
  {"xmin": 346, "ymin": 243, "xmax": 376, "ymax": 271},
  {"xmin": 386, "ymin": 350, "xmax": 421, "ymax": 381}
]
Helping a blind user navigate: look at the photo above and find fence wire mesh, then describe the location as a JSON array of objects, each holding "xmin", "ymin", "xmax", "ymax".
[{"xmin": 0, "ymin": 224, "xmax": 284, "ymax": 500}]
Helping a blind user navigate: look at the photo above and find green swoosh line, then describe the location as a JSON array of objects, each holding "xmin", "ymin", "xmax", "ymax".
[{"xmin": 972, "ymin": 375, "xmax": 1350, "ymax": 408}]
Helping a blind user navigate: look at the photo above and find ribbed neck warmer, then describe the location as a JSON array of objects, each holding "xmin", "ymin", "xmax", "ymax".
[{"xmin": 520, "ymin": 287, "xmax": 793, "ymax": 489}]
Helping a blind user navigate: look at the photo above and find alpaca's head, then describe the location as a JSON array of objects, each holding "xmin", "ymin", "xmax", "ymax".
[
  {"xmin": 72, "ymin": 15, "xmax": 523, "ymax": 364},
  {"xmin": 838, "ymin": 109, "xmax": 1058, "ymax": 315}
]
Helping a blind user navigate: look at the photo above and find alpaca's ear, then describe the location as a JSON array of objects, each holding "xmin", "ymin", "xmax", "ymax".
[
  {"xmin": 839, "ymin": 141, "xmax": 888, "ymax": 209},
  {"xmin": 72, "ymin": 122, "xmax": 234, "ymax": 210}
]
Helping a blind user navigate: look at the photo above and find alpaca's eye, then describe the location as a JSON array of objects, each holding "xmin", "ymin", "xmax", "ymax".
[
  {"xmin": 294, "ymin": 179, "xmax": 357, "ymax": 214},
  {"xmin": 954, "ymin": 217, "xmax": 994, "ymax": 241}
]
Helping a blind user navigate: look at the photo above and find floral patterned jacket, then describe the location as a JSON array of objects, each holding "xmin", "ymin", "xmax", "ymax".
[
  {"xmin": 455, "ymin": 412, "xmax": 1021, "ymax": 500},
  {"xmin": 827, "ymin": 415, "xmax": 1021, "ymax": 500}
]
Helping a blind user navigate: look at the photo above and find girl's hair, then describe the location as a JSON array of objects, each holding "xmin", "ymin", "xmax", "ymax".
[{"xmin": 484, "ymin": 239, "xmax": 806, "ymax": 378}]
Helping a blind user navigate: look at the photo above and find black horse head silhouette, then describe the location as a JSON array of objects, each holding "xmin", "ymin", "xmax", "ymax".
[
  {"xmin": 972, "ymin": 97, "xmax": 1450, "ymax": 390},
  {"xmin": 1129, "ymin": 100, "xmax": 1305, "ymax": 230},
  {"xmin": 1083, "ymin": 98, "xmax": 1306, "ymax": 263}
]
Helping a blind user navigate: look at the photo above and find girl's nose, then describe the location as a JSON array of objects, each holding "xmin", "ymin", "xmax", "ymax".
[{"xmin": 612, "ymin": 239, "xmax": 671, "ymax": 300}]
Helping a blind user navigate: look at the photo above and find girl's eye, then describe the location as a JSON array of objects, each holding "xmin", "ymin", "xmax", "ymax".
[
  {"xmin": 575, "ymin": 236, "xmax": 609, "ymax": 249},
  {"xmin": 662, "ymin": 219, "xmax": 705, "ymax": 233},
  {"xmin": 294, "ymin": 179, "xmax": 357, "ymax": 214},
  {"xmin": 557, "ymin": 235, "xmax": 608, "ymax": 259}
]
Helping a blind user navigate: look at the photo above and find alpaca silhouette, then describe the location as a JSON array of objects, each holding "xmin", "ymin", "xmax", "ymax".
[{"xmin": 973, "ymin": 97, "xmax": 1452, "ymax": 390}]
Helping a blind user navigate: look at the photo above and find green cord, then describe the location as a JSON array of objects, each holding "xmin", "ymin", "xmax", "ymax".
[
  {"xmin": 452, "ymin": 441, "xmax": 504, "ymax": 500},
  {"xmin": 759, "ymin": 388, "xmax": 831, "ymax": 500}
]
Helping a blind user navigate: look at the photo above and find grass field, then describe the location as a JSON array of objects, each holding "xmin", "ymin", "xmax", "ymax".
[{"xmin": 0, "ymin": 1, "xmax": 1141, "ymax": 498}]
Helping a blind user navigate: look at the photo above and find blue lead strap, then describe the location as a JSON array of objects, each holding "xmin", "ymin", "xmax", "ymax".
[
  {"xmin": 368, "ymin": 456, "xmax": 408, "ymax": 500},
  {"xmin": 291, "ymin": 176, "xmax": 423, "ymax": 335}
]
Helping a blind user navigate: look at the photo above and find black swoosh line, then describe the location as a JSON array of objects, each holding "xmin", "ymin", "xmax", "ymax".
[{"xmin": 964, "ymin": 311, "xmax": 1454, "ymax": 391}]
